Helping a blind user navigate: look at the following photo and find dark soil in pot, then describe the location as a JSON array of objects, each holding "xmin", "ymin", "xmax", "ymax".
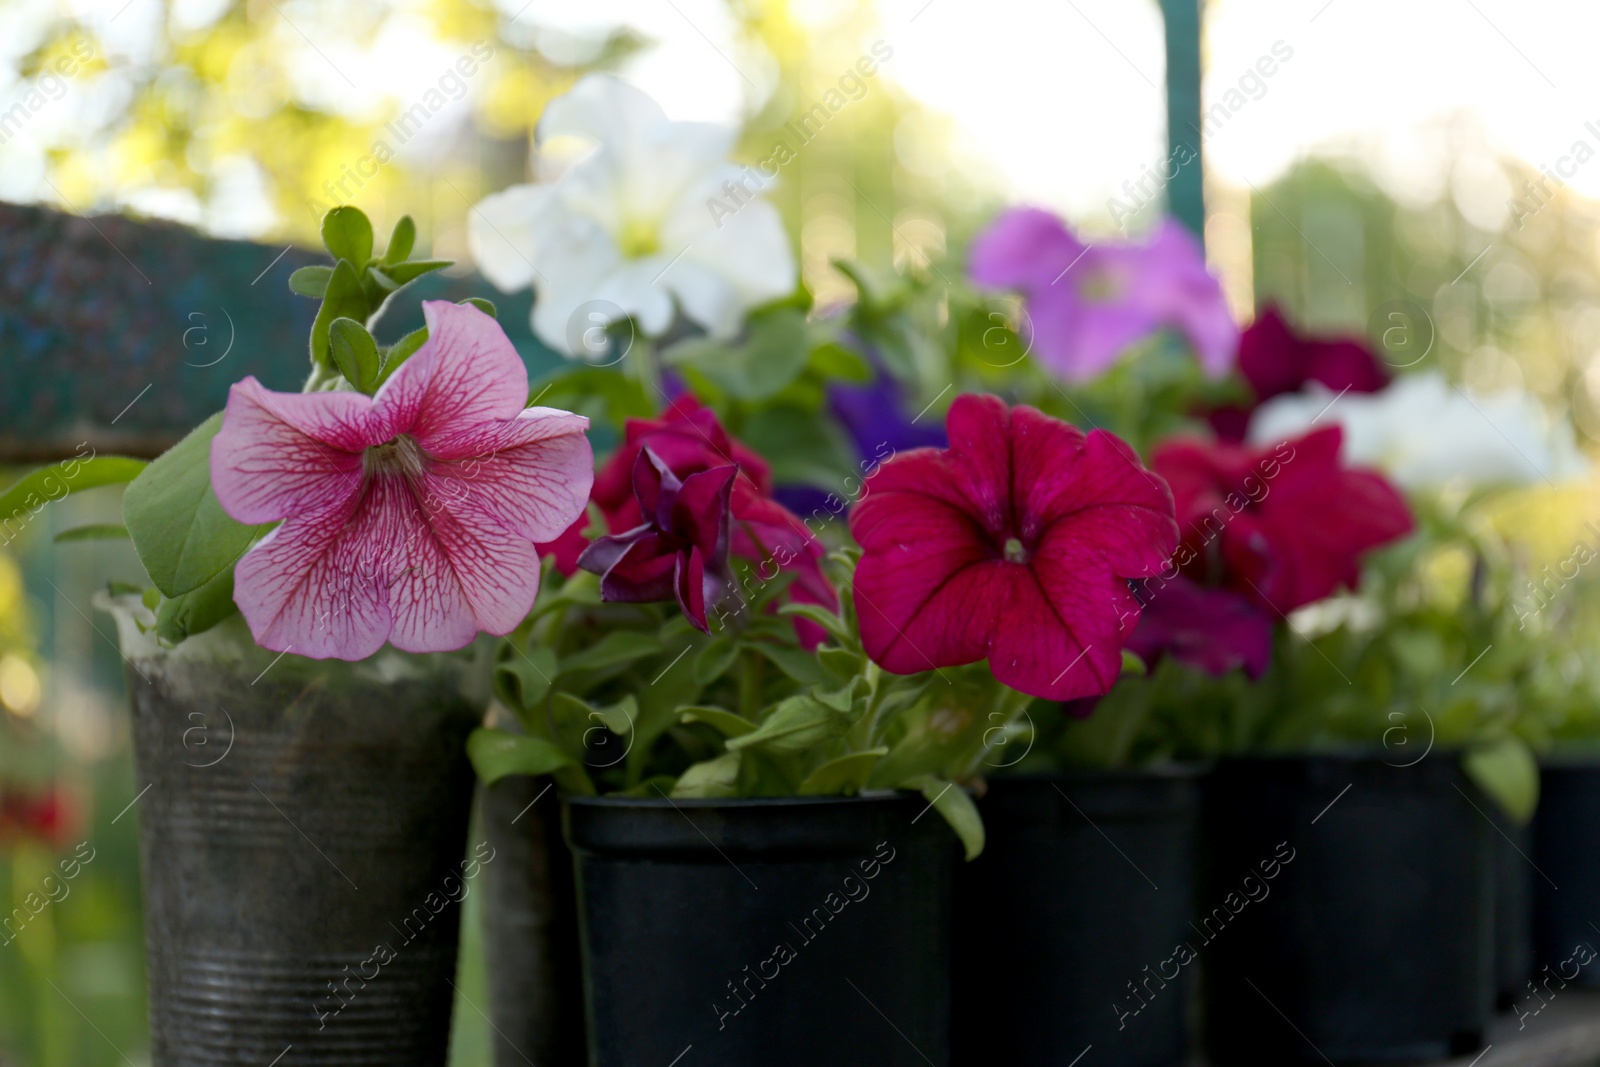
[
  {"xmin": 1201, "ymin": 754, "xmax": 1492, "ymax": 1065},
  {"xmin": 951, "ymin": 768, "xmax": 1201, "ymax": 1067},
  {"xmin": 564, "ymin": 792, "xmax": 957, "ymax": 1067}
]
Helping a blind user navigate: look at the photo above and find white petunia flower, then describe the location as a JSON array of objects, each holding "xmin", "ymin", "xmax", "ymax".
[
  {"xmin": 1248, "ymin": 370, "xmax": 1590, "ymax": 490},
  {"xmin": 467, "ymin": 74, "xmax": 796, "ymax": 357}
]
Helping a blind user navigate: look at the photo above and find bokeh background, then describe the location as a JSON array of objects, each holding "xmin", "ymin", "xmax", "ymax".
[{"xmin": 3, "ymin": 0, "xmax": 1599, "ymax": 1062}]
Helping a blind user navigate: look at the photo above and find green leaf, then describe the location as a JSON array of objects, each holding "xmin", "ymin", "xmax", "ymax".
[
  {"xmin": 367, "ymin": 266, "xmax": 398, "ymax": 293},
  {"xmin": 679, "ymin": 706, "xmax": 757, "ymax": 738},
  {"xmin": 384, "ymin": 259, "xmax": 452, "ymax": 285},
  {"xmin": 799, "ymin": 748, "xmax": 889, "ymax": 795},
  {"xmin": 496, "ymin": 645, "xmax": 558, "ymax": 710},
  {"xmin": 587, "ymin": 694, "xmax": 638, "ymax": 737},
  {"xmin": 329, "ymin": 317, "xmax": 381, "ymax": 393},
  {"xmin": 460, "ymin": 297, "xmax": 497, "ymax": 318},
  {"xmin": 0, "ymin": 456, "xmax": 146, "ymax": 533},
  {"xmin": 672, "ymin": 752, "xmax": 742, "ymax": 798},
  {"xmin": 1122, "ymin": 649, "xmax": 1148, "ymax": 676},
  {"xmin": 749, "ymin": 642, "xmax": 831, "ymax": 685},
  {"xmin": 54, "ymin": 523, "xmax": 130, "ymax": 543},
  {"xmin": 914, "ymin": 777, "xmax": 985, "ymax": 860},
  {"xmin": 311, "ymin": 259, "xmax": 368, "ymax": 368},
  {"xmin": 1464, "ymin": 737, "xmax": 1540, "ymax": 825},
  {"xmin": 694, "ymin": 639, "xmax": 740, "ymax": 686},
  {"xmin": 726, "ymin": 694, "xmax": 841, "ymax": 754},
  {"xmin": 383, "ymin": 215, "xmax": 416, "ymax": 263},
  {"xmin": 155, "ymin": 566, "xmax": 239, "ymax": 643},
  {"xmin": 376, "ymin": 325, "xmax": 429, "ymax": 386},
  {"xmin": 661, "ymin": 307, "xmax": 812, "ymax": 400},
  {"xmin": 528, "ymin": 365, "xmax": 654, "ymax": 425},
  {"xmin": 320, "ymin": 205, "xmax": 373, "ymax": 267},
  {"xmin": 559, "ymin": 631, "xmax": 664, "ymax": 675},
  {"xmin": 778, "ymin": 602, "xmax": 852, "ymax": 644},
  {"xmin": 467, "ymin": 727, "xmax": 577, "ymax": 785},
  {"xmin": 123, "ymin": 413, "xmax": 263, "ymax": 597},
  {"xmin": 288, "ymin": 265, "xmax": 332, "ymax": 298}
]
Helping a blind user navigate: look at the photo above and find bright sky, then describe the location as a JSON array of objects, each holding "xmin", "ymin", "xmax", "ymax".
[
  {"xmin": 17, "ymin": 0, "xmax": 1600, "ymax": 235},
  {"xmin": 559, "ymin": 0, "xmax": 1600, "ymax": 230}
]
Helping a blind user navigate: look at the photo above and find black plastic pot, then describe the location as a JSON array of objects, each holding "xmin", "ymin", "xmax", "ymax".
[
  {"xmin": 1533, "ymin": 760, "xmax": 1600, "ymax": 987},
  {"xmin": 1201, "ymin": 754, "xmax": 1493, "ymax": 1064},
  {"xmin": 951, "ymin": 769, "xmax": 1201, "ymax": 1066},
  {"xmin": 565, "ymin": 792, "xmax": 957, "ymax": 1067},
  {"xmin": 124, "ymin": 646, "xmax": 482, "ymax": 1066},
  {"xmin": 1490, "ymin": 805, "xmax": 1534, "ymax": 1009},
  {"xmin": 479, "ymin": 774, "xmax": 585, "ymax": 1067}
]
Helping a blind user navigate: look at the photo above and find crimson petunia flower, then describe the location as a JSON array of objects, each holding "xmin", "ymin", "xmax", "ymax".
[
  {"xmin": 1152, "ymin": 426, "xmax": 1414, "ymax": 616},
  {"xmin": 211, "ymin": 301, "xmax": 594, "ymax": 660},
  {"xmin": 849, "ymin": 394, "xmax": 1179, "ymax": 701},
  {"xmin": 1126, "ymin": 575, "xmax": 1274, "ymax": 679},
  {"xmin": 577, "ymin": 447, "xmax": 737, "ymax": 633},
  {"xmin": 1208, "ymin": 306, "xmax": 1389, "ymax": 441},
  {"xmin": 592, "ymin": 395, "xmax": 839, "ymax": 644},
  {"xmin": 536, "ymin": 514, "xmax": 592, "ymax": 578}
]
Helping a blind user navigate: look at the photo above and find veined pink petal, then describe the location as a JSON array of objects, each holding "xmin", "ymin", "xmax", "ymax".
[
  {"xmin": 373, "ymin": 301, "xmax": 531, "ymax": 455},
  {"xmin": 231, "ymin": 493, "xmax": 392, "ymax": 660},
  {"xmin": 1023, "ymin": 428, "xmax": 1177, "ymax": 576},
  {"xmin": 210, "ymin": 377, "xmax": 372, "ymax": 524},
  {"xmin": 379, "ymin": 477, "xmax": 545, "ymax": 650},
  {"xmin": 423, "ymin": 414, "xmax": 594, "ymax": 543}
]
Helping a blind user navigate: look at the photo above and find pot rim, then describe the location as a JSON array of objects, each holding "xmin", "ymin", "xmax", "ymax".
[{"xmin": 563, "ymin": 788, "xmax": 921, "ymax": 811}]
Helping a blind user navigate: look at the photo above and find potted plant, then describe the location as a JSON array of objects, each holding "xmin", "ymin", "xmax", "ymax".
[
  {"xmin": 1, "ymin": 206, "xmax": 595, "ymax": 1064},
  {"xmin": 469, "ymin": 387, "xmax": 1180, "ymax": 1067},
  {"xmin": 1174, "ymin": 313, "xmax": 1583, "ymax": 1061}
]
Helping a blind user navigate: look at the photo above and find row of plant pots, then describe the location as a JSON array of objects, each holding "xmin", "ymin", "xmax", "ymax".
[
  {"xmin": 469, "ymin": 752, "xmax": 1600, "ymax": 1066},
  {"xmin": 122, "ymin": 651, "xmax": 1596, "ymax": 1067}
]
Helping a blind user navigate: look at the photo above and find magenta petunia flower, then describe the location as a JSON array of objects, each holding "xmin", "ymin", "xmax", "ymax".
[
  {"xmin": 849, "ymin": 394, "xmax": 1179, "ymax": 701},
  {"xmin": 211, "ymin": 301, "xmax": 594, "ymax": 660},
  {"xmin": 969, "ymin": 208, "xmax": 1237, "ymax": 382},
  {"xmin": 577, "ymin": 447, "xmax": 737, "ymax": 634}
]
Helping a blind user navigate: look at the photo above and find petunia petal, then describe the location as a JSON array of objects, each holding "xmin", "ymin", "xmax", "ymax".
[
  {"xmin": 374, "ymin": 301, "xmax": 531, "ymax": 454},
  {"xmin": 230, "ymin": 492, "xmax": 392, "ymax": 660},
  {"xmin": 422, "ymin": 409, "xmax": 594, "ymax": 542},
  {"xmin": 210, "ymin": 377, "xmax": 372, "ymax": 525}
]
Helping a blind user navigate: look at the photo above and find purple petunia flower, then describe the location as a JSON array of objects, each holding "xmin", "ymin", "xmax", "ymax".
[
  {"xmin": 969, "ymin": 207, "xmax": 1237, "ymax": 382},
  {"xmin": 577, "ymin": 446, "xmax": 737, "ymax": 634},
  {"xmin": 1125, "ymin": 575, "xmax": 1274, "ymax": 679}
]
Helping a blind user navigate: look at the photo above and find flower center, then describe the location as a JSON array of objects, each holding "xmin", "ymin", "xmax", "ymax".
[
  {"xmin": 616, "ymin": 216, "xmax": 661, "ymax": 259},
  {"xmin": 363, "ymin": 434, "xmax": 426, "ymax": 479},
  {"xmin": 1003, "ymin": 536, "xmax": 1029, "ymax": 564}
]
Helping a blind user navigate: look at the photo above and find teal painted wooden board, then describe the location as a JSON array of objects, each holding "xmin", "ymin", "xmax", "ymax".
[{"xmin": 0, "ymin": 201, "xmax": 563, "ymax": 462}]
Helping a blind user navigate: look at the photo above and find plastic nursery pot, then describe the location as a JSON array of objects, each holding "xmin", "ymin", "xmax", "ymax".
[
  {"xmin": 479, "ymin": 773, "xmax": 585, "ymax": 1067},
  {"xmin": 951, "ymin": 768, "xmax": 1202, "ymax": 1067},
  {"xmin": 1201, "ymin": 754, "xmax": 1493, "ymax": 1065},
  {"xmin": 1490, "ymin": 804, "xmax": 1534, "ymax": 1010},
  {"xmin": 564, "ymin": 792, "xmax": 958, "ymax": 1067},
  {"xmin": 111, "ymin": 611, "xmax": 485, "ymax": 1067},
  {"xmin": 1533, "ymin": 759, "xmax": 1600, "ymax": 988}
]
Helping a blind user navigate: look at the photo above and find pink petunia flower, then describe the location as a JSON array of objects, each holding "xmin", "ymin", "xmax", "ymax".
[
  {"xmin": 969, "ymin": 208, "xmax": 1237, "ymax": 382},
  {"xmin": 849, "ymin": 394, "xmax": 1179, "ymax": 701},
  {"xmin": 211, "ymin": 301, "xmax": 594, "ymax": 660}
]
